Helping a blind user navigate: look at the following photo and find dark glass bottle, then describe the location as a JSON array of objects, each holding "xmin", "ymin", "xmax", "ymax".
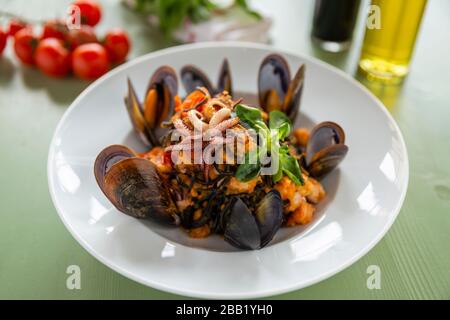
[{"xmin": 312, "ymin": 0, "xmax": 361, "ymax": 52}]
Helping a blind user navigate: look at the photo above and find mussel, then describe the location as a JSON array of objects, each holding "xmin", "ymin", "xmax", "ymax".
[
  {"xmin": 94, "ymin": 144, "xmax": 136, "ymax": 187},
  {"xmin": 224, "ymin": 190, "xmax": 283, "ymax": 250},
  {"xmin": 305, "ymin": 122, "xmax": 348, "ymax": 178},
  {"xmin": 125, "ymin": 66, "xmax": 178, "ymax": 147},
  {"xmin": 258, "ymin": 54, "xmax": 305, "ymax": 123},
  {"xmin": 181, "ymin": 59, "xmax": 233, "ymax": 96},
  {"xmin": 94, "ymin": 145, "xmax": 180, "ymax": 225}
]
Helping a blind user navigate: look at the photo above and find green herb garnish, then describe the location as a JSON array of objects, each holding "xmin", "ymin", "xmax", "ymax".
[
  {"xmin": 235, "ymin": 104, "xmax": 304, "ymax": 185},
  {"xmin": 132, "ymin": 0, "xmax": 262, "ymax": 36},
  {"xmin": 234, "ymin": 151, "xmax": 261, "ymax": 182}
]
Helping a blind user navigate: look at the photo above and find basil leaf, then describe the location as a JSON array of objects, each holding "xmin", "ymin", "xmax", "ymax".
[
  {"xmin": 269, "ymin": 111, "xmax": 290, "ymax": 130},
  {"xmin": 279, "ymin": 145, "xmax": 290, "ymax": 154},
  {"xmin": 271, "ymin": 145, "xmax": 285, "ymax": 183},
  {"xmin": 281, "ymin": 153, "xmax": 304, "ymax": 185},
  {"xmin": 269, "ymin": 111, "xmax": 291, "ymax": 140},
  {"xmin": 278, "ymin": 123, "xmax": 291, "ymax": 141},
  {"xmin": 272, "ymin": 164, "xmax": 283, "ymax": 183},
  {"xmin": 234, "ymin": 106, "xmax": 302, "ymax": 185},
  {"xmin": 235, "ymin": 104, "xmax": 263, "ymax": 127},
  {"xmin": 134, "ymin": 0, "xmax": 219, "ymax": 35},
  {"xmin": 236, "ymin": 152, "xmax": 261, "ymax": 182},
  {"xmin": 236, "ymin": 163, "xmax": 261, "ymax": 182}
]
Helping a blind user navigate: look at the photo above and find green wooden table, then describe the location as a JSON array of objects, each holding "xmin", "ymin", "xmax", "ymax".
[{"xmin": 1, "ymin": 0, "xmax": 449, "ymax": 299}]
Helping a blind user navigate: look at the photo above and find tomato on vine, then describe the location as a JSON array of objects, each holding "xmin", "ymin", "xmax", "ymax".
[
  {"xmin": 14, "ymin": 28, "xmax": 38, "ymax": 65},
  {"xmin": 103, "ymin": 28, "xmax": 130, "ymax": 63},
  {"xmin": 35, "ymin": 38, "xmax": 71, "ymax": 77},
  {"xmin": 8, "ymin": 19, "xmax": 28, "ymax": 37},
  {"xmin": 41, "ymin": 19, "xmax": 68, "ymax": 40},
  {"xmin": 0, "ymin": 27, "xmax": 7, "ymax": 56},
  {"xmin": 66, "ymin": 25, "xmax": 98, "ymax": 50},
  {"xmin": 3, "ymin": 0, "xmax": 129, "ymax": 81},
  {"xmin": 72, "ymin": 0, "xmax": 102, "ymax": 27},
  {"xmin": 72, "ymin": 43, "xmax": 109, "ymax": 80}
]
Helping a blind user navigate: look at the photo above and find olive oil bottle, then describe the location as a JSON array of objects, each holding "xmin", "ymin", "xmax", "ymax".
[{"xmin": 359, "ymin": 0, "xmax": 427, "ymax": 83}]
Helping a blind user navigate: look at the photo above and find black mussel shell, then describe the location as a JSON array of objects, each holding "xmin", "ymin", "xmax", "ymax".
[
  {"xmin": 181, "ymin": 65, "xmax": 215, "ymax": 95},
  {"xmin": 224, "ymin": 198, "xmax": 261, "ymax": 250},
  {"xmin": 283, "ymin": 64, "xmax": 305, "ymax": 123},
  {"xmin": 224, "ymin": 189, "xmax": 284, "ymax": 250},
  {"xmin": 306, "ymin": 121, "xmax": 346, "ymax": 164},
  {"xmin": 145, "ymin": 66, "xmax": 178, "ymax": 127},
  {"xmin": 255, "ymin": 190, "xmax": 283, "ymax": 248},
  {"xmin": 308, "ymin": 144, "xmax": 349, "ymax": 178},
  {"xmin": 94, "ymin": 145, "xmax": 136, "ymax": 195},
  {"xmin": 102, "ymin": 157, "xmax": 179, "ymax": 225},
  {"xmin": 125, "ymin": 78, "xmax": 155, "ymax": 146},
  {"xmin": 306, "ymin": 122, "xmax": 348, "ymax": 178},
  {"xmin": 258, "ymin": 54, "xmax": 291, "ymax": 112},
  {"xmin": 217, "ymin": 58, "xmax": 233, "ymax": 95}
]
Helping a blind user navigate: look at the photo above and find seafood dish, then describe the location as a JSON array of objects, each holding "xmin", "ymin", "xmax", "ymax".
[{"xmin": 94, "ymin": 54, "xmax": 348, "ymax": 250}]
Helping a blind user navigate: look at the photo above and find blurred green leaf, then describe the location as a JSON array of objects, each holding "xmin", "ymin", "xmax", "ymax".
[
  {"xmin": 235, "ymin": 0, "xmax": 262, "ymax": 20},
  {"xmin": 132, "ymin": 0, "xmax": 260, "ymax": 36}
]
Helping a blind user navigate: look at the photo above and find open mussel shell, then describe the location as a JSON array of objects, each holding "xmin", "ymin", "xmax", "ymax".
[
  {"xmin": 181, "ymin": 65, "xmax": 215, "ymax": 95},
  {"xmin": 181, "ymin": 59, "xmax": 233, "ymax": 96},
  {"xmin": 224, "ymin": 190, "xmax": 284, "ymax": 250},
  {"xmin": 94, "ymin": 145, "xmax": 136, "ymax": 193},
  {"xmin": 217, "ymin": 58, "xmax": 233, "ymax": 95},
  {"xmin": 306, "ymin": 122, "xmax": 348, "ymax": 178},
  {"xmin": 100, "ymin": 157, "xmax": 179, "ymax": 225},
  {"xmin": 306, "ymin": 121, "xmax": 346, "ymax": 163},
  {"xmin": 125, "ymin": 66, "xmax": 178, "ymax": 147},
  {"xmin": 145, "ymin": 66, "xmax": 178, "ymax": 128},
  {"xmin": 283, "ymin": 64, "xmax": 305, "ymax": 122},
  {"xmin": 255, "ymin": 190, "xmax": 283, "ymax": 248},
  {"xmin": 308, "ymin": 144, "xmax": 349, "ymax": 178},
  {"xmin": 224, "ymin": 198, "xmax": 261, "ymax": 250},
  {"xmin": 258, "ymin": 54, "xmax": 291, "ymax": 112},
  {"xmin": 125, "ymin": 79, "xmax": 155, "ymax": 146}
]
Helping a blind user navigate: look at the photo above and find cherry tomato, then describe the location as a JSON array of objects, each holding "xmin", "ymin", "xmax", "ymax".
[
  {"xmin": 14, "ymin": 28, "xmax": 38, "ymax": 65},
  {"xmin": 42, "ymin": 19, "xmax": 68, "ymax": 40},
  {"xmin": 0, "ymin": 27, "xmax": 7, "ymax": 56},
  {"xmin": 35, "ymin": 38, "xmax": 71, "ymax": 77},
  {"xmin": 65, "ymin": 25, "xmax": 97, "ymax": 50},
  {"xmin": 72, "ymin": 43, "xmax": 109, "ymax": 80},
  {"xmin": 103, "ymin": 28, "xmax": 130, "ymax": 63},
  {"xmin": 8, "ymin": 19, "xmax": 28, "ymax": 37},
  {"xmin": 72, "ymin": 0, "xmax": 102, "ymax": 27}
]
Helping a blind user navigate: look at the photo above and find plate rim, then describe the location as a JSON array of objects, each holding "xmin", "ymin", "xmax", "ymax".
[{"xmin": 47, "ymin": 41, "xmax": 410, "ymax": 299}]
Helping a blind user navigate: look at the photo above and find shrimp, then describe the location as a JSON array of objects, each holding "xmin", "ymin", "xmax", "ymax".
[
  {"xmin": 226, "ymin": 176, "xmax": 260, "ymax": 194},
  {"xmin": 287, "ymin": 202, "xmax": 315, "ymax": 226}
]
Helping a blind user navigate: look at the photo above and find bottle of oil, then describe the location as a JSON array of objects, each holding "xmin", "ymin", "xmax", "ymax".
[
  {"xmin": 312, "ymin": 0, "xmax": 361, "ymax": 52},
  {"xmin": 359, "ymin": 0, "xmax": 428, "ymax": 83}
]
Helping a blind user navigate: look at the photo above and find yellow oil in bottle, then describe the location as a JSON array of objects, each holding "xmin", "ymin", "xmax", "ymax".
[{"xmin": 359, "ymin": 0, "xmax": 427, "ymax": 83}]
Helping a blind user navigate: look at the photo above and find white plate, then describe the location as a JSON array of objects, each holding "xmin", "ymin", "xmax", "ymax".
[{"xmin": 48, "ymin": 42, "xmax": 409, "ymax": 299}]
